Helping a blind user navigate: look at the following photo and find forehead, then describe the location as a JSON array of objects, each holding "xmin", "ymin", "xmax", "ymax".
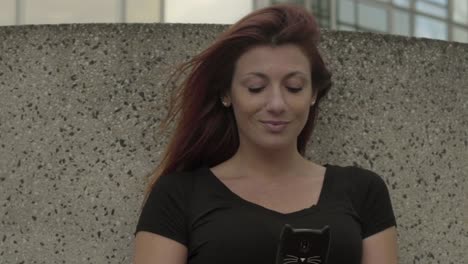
[{"xmin": 234, "ymin": 44, "xmax": 310, "ymax": 75}]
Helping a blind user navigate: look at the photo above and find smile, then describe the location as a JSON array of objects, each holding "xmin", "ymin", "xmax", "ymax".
[{"xmin": 260, "ymin": 121, "xmax": 289, "ymax": 132}]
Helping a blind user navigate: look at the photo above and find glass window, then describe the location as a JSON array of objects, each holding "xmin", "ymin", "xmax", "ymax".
[
  {"xmin": 310, "ymin": 0, "xmax": 330, "ymax": 15},
  {"xmin": 453, "ymin": 26, "xmax": 468, "ymax": 43},
  {"xmin": 453, "ymin": 0, "xmax": 468, "ymax": 24},
  {"xmin": 424, "ymin": 0, "xmax": 447, "ymax": 6},
  {"xmin": 415, "ymin": 15, "xmax": 447, "ymax": 40},
  {"xmin": 272, "ymin": 0, "xmax": 305, "ymax": 5},
  {"xmin": 338, "ymin": 24, "xmax": 356, "ymax": 31},
  {"xmin": 393, "ymin": 10, "xmax": 410, "ymax": 36},
  {"xmin": 126, "ymin": 0, "xmax": 162, "ymax": 23},
  {"xmin": 165, "ymin": 0, "xmax": 252, "ymax": 24},
  {"xmin": 394, "ymin": 0, "xmax": 410, "ymax": 8},
  {"xmin": 415, "ymin": 0, "xmax": 447, "ymax": 18},
  {"xmin": 22, "ymin": 0, "xmax": 121, "ymax": 24},
  {"xmin": 0, "ymin": 0, "xmax": 16, "ymax": 26},
  {"xmin": 338, "ymin": 0, "xmax": 355, "ymax": 24},
  {"xmin": 357, "ymin": 3, "xmax": 388, "ymax": 32},
  {"xmin": 311, "ymin": 0, "xmax": 331, "ymax": 29}
]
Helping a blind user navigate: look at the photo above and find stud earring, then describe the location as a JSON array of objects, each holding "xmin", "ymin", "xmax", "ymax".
[{"xmin": 221, "ymin": 97, "xmax": 230, "ymax": 107}]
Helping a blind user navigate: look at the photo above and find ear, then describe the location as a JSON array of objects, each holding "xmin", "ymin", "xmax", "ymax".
[
  {"xmin": 310, "ymin": 95, "xmax": 316, "ymax": 106},
  {"xmin": 220, "ymin": 94, "xmax": 231, "ymax": 107},
  {"xmin": 223, "ymin": 95, "xmax": 231, "ymax": 104},
  {"xmin": 220, "ymin": 89, "xmax": 232, "ymax": 106}
]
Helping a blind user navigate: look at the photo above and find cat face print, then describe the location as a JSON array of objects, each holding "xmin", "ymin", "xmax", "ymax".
[{"xmin": 276, "ymin": 224, "xmax": 330, "ymax": 264}]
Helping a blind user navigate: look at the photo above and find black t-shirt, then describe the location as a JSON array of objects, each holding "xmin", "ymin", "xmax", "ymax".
[{"xmin": 135, "ymin": 164, "xmax": 396, "ymax": 264}]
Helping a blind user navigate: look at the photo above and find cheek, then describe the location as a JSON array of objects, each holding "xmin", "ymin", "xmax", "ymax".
[
  {"xmin": 231, "ymin": 94, "xmax": 262, "ymax": 118},
  {"xmin": 232, "ymin": 102, "xmax": 259, "ymax": 122},
  {"xmin": 290, "ymin": 98, "xmax": 312, "ymax": 113},
  {"xmin": 292, "ymin": 103, "xmax": 312, "ymax": 126}
]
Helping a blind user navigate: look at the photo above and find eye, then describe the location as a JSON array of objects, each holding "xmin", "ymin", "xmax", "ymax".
[
  {"xmin": 287, "ymin": 87, "xmax": 303, "ymax": 93},
  {"xmin": 248, "ymin": 87, "xmax": 264, "ymax": 93}
]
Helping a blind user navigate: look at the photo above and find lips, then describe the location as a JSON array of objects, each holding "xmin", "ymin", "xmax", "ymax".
[
  {"xmin": 260, "ymin": 120, "xmax": 290, "ymax": 125},
  {"xmin": 260, "ymin": 120, "xmax": 290, "ymax": 132}
]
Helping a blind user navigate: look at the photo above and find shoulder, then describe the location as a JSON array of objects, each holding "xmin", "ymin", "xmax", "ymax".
[
  {"xmin": 329, "ymin": 164, "xmax": 385, "ymax": 186},
  {"xmin": 149, "ymin": 167, "xmax": 203, "ymax": 197},
  {"xmin": 326, "ymin": 164, "xmax": 389, "ymax": 200},
  {"xmin": 328, "ymin": 163, "xmax": 394, "ymax": 209},
  {"xmin": 141, "ymin": 168, "xmax": 205, "ymax": 219},
  {"xmin": 135, "ymin": 168, "xmax": 204, "ymax": 244},
  {"xmin": 154, "ymin": 169, "xmax": 194, "ymax": 186}
]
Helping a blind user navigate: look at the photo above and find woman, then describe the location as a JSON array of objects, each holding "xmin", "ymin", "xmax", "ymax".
[{"xmin": 133, "ymin": 4, "xmax": 397, "ymax": 264}]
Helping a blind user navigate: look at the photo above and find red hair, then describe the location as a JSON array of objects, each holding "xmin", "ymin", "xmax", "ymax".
[{"xmin": 145, "ymin": 4, "xmax": 332, "ymax": 195}]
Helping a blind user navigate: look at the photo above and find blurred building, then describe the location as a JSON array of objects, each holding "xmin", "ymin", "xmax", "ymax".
[
  {"xmin": 0, "ymin": 0, "xmax": 467, "ymax": 43},
  {"xmin": 270, "ymin": 0, "xmax": 468, "ymax": 43}
]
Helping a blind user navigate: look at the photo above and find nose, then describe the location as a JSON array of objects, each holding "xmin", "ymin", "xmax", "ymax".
[{"xmin": 266, "ymin": 86, "xmax": 287, "ymax": 114}]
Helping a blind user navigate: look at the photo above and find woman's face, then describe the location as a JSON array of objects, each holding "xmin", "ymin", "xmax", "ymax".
[{"xmin": 226, "ymin": 44, "xmax": 315, "ymax": 151}]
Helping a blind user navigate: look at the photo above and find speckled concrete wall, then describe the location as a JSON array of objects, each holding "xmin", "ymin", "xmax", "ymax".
[{"xmin": 0, "ymin": 23, "xmax": 466, "ymax": 264}]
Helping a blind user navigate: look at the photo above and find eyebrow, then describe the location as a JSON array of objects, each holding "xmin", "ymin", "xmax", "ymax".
[{"xmin": 244, "ymin": 71, "xmax": 308, "ymax": 80}]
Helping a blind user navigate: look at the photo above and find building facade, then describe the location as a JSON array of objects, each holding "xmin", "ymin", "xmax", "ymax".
[
  {"xmin": 264, "ymin": 0, "xmax": 468, "ymax": 43},
  {"xmin": 0, "ymin": 0, "xmax": 467, "ymax": 43}
]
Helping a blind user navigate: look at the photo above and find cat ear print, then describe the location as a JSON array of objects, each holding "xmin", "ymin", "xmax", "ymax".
[
  {"xmin": 320, "ymin": 225, "xmax": 331, "ymax": 235},
  {"xmin": 280, "ymin": 224, "xmax": 294, "ymax": 236}
]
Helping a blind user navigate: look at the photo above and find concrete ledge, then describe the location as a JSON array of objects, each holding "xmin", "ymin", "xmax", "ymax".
[{"xmin": 0, "ymin": 23, "xmax": 466, "ymax": 263}]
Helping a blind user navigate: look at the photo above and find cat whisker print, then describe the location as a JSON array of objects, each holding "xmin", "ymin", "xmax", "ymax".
[
  {"xmin": 284, "ymin": 254, "xmax": 298, "ymax": 260},
  {"xmin": 283, "ymin": 254, "xmax": 299, "ymax": 263},
  {"xmin": 307, "ymin": 255, "xmax": 322, "ymax": 263},
  {"xmin": 281, "ymin": 254, "xmax": 322, "ymax": 263}
]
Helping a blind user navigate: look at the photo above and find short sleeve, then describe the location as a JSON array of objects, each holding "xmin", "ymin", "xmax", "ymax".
[
  {"xmin": 352, "ymin": 167, "xmax": 397, "ymax": 238},
  {"xmin": 134, "ymin": 172, "xmax": 189, "ymax": 246}
]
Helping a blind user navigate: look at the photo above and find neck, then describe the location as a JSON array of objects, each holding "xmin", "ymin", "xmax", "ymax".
[{"xmin": 229, "ymin": 140, "xmax": 310, "ymax": 180}]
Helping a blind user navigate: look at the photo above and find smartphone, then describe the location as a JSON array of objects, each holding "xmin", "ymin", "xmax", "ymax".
[{"xmin": 275, "ymin": 224, "xmax": 331, "ymax": 264}]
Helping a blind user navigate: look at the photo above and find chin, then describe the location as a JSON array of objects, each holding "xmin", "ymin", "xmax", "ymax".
[
  {"xmin": 239, "ymin": 128, "xmax": 298, "ymax": 152},
  {"xmin": 255, "ymin": 138, "xmax": 296, "ymax": 151}
]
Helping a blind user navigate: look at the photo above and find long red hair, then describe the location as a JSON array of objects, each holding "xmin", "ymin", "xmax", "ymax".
[{"xmin": 145, "ymin": 4, "xmax": 332, "ymax": 195}]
